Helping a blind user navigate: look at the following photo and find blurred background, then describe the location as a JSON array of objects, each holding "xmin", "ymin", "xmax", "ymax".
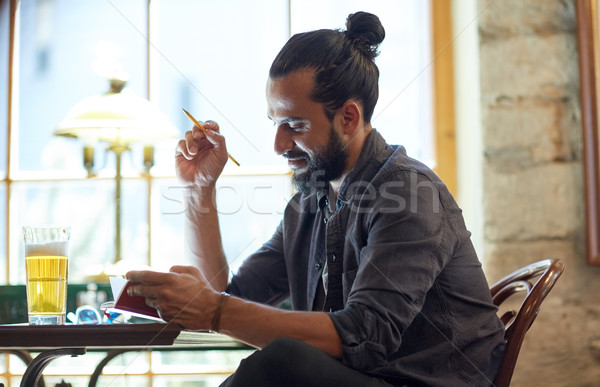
[{"xmin": 0, "ymin": 1, "xmax": 435, "ymax": 385}]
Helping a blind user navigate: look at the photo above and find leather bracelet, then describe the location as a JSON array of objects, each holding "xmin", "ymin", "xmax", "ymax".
[{"xmin": 210, "ymin": 292, "xmax": 230, "ymax": 333}]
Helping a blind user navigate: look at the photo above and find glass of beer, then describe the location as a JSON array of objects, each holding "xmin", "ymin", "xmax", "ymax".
[{"xmin": 23, "ymin": 225, "xmax": 71, "ymax": 325}]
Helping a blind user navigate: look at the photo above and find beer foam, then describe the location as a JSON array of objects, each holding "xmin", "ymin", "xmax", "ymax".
[{"xmin": 25, "ymin": 240, "xmax": 70, "ymax": 257}]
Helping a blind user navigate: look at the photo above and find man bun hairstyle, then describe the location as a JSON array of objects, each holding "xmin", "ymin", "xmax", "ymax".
[
  {"xmin": 345, "ymin": 12, "xmax": 385, "ymax": 61},
  {"xmin": 269, "ymin": 12, "xmax": 385, "ymax": 123}
]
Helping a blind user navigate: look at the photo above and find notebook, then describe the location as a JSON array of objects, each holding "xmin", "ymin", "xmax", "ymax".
[{"xmin": 100, "ymin": 276, "xmax": 164, "ymax": 322}]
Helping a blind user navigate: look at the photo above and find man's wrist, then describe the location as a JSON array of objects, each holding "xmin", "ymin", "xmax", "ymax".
[{"xmin": 209, "ymin": 292, "xmax": 230, "ymax": 333}]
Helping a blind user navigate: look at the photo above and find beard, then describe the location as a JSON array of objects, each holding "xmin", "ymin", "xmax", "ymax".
[{"xmin": 286, "ymin": 126, "xmax": 348, "ymax": 195}]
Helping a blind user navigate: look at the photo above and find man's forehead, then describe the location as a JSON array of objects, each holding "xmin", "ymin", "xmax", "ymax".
[
  {"xmin": 266, "ymin": 70, "xmax": 316, "ymax": 118},
  {"xmin": 266, "ymin": 94, "xmax": 298, "ymax": 118},
  {"xmin": 267, "ymin": 70, "xmax": 314, "ymax": 96}
]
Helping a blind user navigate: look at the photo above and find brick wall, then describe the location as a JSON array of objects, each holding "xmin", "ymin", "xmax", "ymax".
[{"xmin": 478, "ymin": 0, "xmax": 600, "ymax": 385}]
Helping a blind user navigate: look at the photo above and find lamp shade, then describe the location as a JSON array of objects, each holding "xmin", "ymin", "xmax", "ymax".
[{"xmin": 55, "ymin": 79, "xmax": 178, "ymax": 146}]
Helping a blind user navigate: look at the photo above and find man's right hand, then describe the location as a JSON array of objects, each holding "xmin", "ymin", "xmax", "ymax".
[{"xmin": 175, "ymin": 120, "xmax": 229, "ymax": 187}]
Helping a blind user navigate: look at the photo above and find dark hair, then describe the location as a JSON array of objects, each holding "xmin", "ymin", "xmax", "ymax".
[{"xmin": 269, "ymin": 12, "xmax": 385, "ymax": 123}]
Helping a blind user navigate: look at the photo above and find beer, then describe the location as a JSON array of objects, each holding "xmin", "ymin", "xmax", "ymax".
[
  {"xmin": 23, "ymin": 236, "xmax": 70, "ymax": 324},
  {"xmin": 25, "ymin": 254, "xmax": 68, "ymax": 315}
]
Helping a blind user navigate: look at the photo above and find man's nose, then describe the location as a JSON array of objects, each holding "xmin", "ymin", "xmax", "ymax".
[{"xmin": 273, "ymin": 126, "xmax": 294, "ymax": 156}]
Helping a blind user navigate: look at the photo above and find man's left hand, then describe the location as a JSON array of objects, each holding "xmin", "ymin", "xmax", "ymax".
[{"xmin": 126, "ymin": 265, "xmax": 219, "ymax": 330}]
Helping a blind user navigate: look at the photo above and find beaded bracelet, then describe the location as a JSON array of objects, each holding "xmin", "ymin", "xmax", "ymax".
[{"xmin": 210, "ymin": 292, "xmax": 230, "ymax": 333}]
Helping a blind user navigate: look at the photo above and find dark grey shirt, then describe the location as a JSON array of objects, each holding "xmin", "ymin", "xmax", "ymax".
[{"xmin": 228, "ymin": 130, "xmax": 505, "ymax": 386}]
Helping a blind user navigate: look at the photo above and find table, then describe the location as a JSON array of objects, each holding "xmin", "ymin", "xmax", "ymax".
[{"xmin": 0, "ymin": 323, "xmax": 249, "ymax": 387}]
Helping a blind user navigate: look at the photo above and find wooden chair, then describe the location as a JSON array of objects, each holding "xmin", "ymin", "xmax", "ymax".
[{"xmin": 490, "ymin": 259, "xmax": 564, "ymax": 387}]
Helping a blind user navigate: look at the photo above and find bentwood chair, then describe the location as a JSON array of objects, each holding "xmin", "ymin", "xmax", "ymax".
[{"xmin": 489, "ymin": 259, "xmax": 564, "ymax": 387}]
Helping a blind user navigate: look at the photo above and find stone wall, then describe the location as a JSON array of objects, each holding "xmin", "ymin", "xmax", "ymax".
[{"xmin": 478, "ymin": 0, "xmax": 600, "ymax": 385}]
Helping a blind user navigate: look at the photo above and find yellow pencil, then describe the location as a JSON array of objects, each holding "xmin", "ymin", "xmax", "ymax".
[{"xmin": 182, "ymin": 108, "xmax": 240, "ymax": 166}]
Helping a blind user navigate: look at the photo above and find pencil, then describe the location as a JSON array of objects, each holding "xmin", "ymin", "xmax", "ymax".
[{"xmin": 182, "ymin": 108, "xmax": 240, "ymax": 166}]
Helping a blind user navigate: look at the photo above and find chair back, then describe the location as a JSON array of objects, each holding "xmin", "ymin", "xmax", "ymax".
[{"xmin": 490, "ymin": 259, "xmax": 564, "ymax": 387}]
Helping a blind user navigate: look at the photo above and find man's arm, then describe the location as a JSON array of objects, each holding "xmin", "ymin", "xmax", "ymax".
[
  {"xmin": 184, "ymin": 185, "xmax": 229, "ymax": 291},
  {"xmin": 175, "ymin": 120, "xmax": 230, "ymax": 291},
  {"xmin": 126, "ymin": 267, "xmax": 343, "ymax": 358},
  {"xmin": 220, "ymin": 295, "xmax": 343, "ymax": 358}
]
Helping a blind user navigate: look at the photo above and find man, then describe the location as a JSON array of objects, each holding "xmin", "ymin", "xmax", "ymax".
[{"xmin": 127, "ymin": 12, "xmax": 505, "ymax": 386}]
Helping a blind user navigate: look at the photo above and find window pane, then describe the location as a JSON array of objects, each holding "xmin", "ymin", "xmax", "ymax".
[
  {"xmin": 9, "ymin": 179, "xmax": 148, "ymax": 284},
  {"xmin": 121, "ymin": 179, "xmax": 151, "ymax": 269},
  {"xmin": 291, "ymin": 0, "xmax": 434, "ymax": 165},
  {"xmin": 152, "ymin": 349, "xmax": 253, "ymax": 374},
  {"xmin": 0, "ymin": 185, "xmax": 5, "ymax": 282},
  {"xmin": 0, "ymin": 0, "xmax": 8, "ymax": 176},
  {"xmin": 10, "ymin": 180, "xmax": 112, "ymax": 284},
  {"xmin": 155, "ymin": 0, "xmax": 289, "ymax": 170},
  {"xmin": 17, "ymin": 0, "xmax": 148, "ymax": 173},
  {"xmin": 216, "ymin": 174, "xmax": 292, "ymax": 273},
  {"xmin": 152, "ymin": 178, "xmax": 185, "ymax": 270},
  {"xmin": 152, "ymin": 375, "xmax": 231, "ymax": 386},
  {"xmin": 153, "ymin": 174, "xmax": 291, "ymax": 273},
  {"xmin": 47, "ymin": 375, "xmax": 148, "ymax": 387},
  {"xmin": 15, "ymin": 351, "xmax": 148, "ymax": 377}
]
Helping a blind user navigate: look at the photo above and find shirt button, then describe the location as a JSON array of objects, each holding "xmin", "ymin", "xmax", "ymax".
[
  {"xmin": 324, "ymin": 199, "xmax": 329, "ymax": 207},
  {"xmin": 332, "ymin": 254, "xmax": 337, "ymax": 262},
  {"xmin": 323, "ymin": 217, "xmax": 328, "ymax": 224},
  {"xmin": 315, "ymin": 263, "xmax": 322, "ymax": 270}
]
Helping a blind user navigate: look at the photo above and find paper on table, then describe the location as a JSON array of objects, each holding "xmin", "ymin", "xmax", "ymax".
[{"xmin": 100, "ymin": 277, "xmax": 165, "ymax": 322}]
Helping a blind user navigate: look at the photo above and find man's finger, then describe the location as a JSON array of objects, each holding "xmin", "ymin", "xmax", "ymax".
[
  {"xmin": 144, "ymin": 297, "xmax": 160, "ymax": 309},
  {"xmin": 170, "ymin": 265, "xmax": 199, "ymax": 276},
  {"xmin": 203, "ymin": 120, "xmax": 220, "ymax": 133},
  {"xmin": 126, "ymin": 270, "xmax": 169, "ymax": 285},
  {"xmin": 126, "ymin": 283, "xmax": 158, "ymax": 298}
]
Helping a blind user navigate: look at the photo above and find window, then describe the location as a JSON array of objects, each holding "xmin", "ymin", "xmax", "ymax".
[
  {"xmin": 0, "ymin": 0, "xmax": 436, "ymax": 384},
  {"xmin": 2, "ymin": 0, "xmax": 434, "ymax": 283}
]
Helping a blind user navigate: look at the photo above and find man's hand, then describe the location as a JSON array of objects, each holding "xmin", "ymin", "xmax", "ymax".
[
  {"xmin": 175, "ymin": 120, "xmax": 229, "ymax": 187},
  {"xmin": 127, "ymin": 266, "xmax": 342, "ymax": 357},
  {"xmin": 126, "ymin": 266, "xmax": 220, "ymax": 330}
]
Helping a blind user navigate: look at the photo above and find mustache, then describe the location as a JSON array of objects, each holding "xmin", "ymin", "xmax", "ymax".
[{"xmin": 283, "ymin": 150, "xmax": 309, "ymax": 160}]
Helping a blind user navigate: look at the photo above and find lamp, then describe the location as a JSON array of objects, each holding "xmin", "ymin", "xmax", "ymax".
[{"xmin": 55, "ymin": 77, "xmax": 178, "ymax": 280}]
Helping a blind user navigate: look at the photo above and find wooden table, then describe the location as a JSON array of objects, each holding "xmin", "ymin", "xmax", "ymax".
[{"xmin": 0, "ymin": 323, "xmax": 248, "ymax": 387}]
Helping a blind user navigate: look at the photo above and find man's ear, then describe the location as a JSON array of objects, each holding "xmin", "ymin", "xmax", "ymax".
[{"xmin": 338, "ymin": 100, "xmax": 363, "ymax": 135}]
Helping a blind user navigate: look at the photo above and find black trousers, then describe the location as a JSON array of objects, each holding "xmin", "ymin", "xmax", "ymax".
[{"xmin": 220, "ymin": 337, "xmax": 394, "ymax": 387}]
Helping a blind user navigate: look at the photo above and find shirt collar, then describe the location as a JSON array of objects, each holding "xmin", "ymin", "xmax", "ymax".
[
  {"xmin": 316, "ymin": 129, "xmax": 393, "ymax": 209},
  {"xmin": 338, "ymin": 129, "xmax": 392, "ymax": 201}
]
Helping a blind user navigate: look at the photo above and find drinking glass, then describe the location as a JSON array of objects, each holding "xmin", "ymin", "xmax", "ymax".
[{"xmin": 23, "ymin": 225, "xmax": 71, "ymax": 325}]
